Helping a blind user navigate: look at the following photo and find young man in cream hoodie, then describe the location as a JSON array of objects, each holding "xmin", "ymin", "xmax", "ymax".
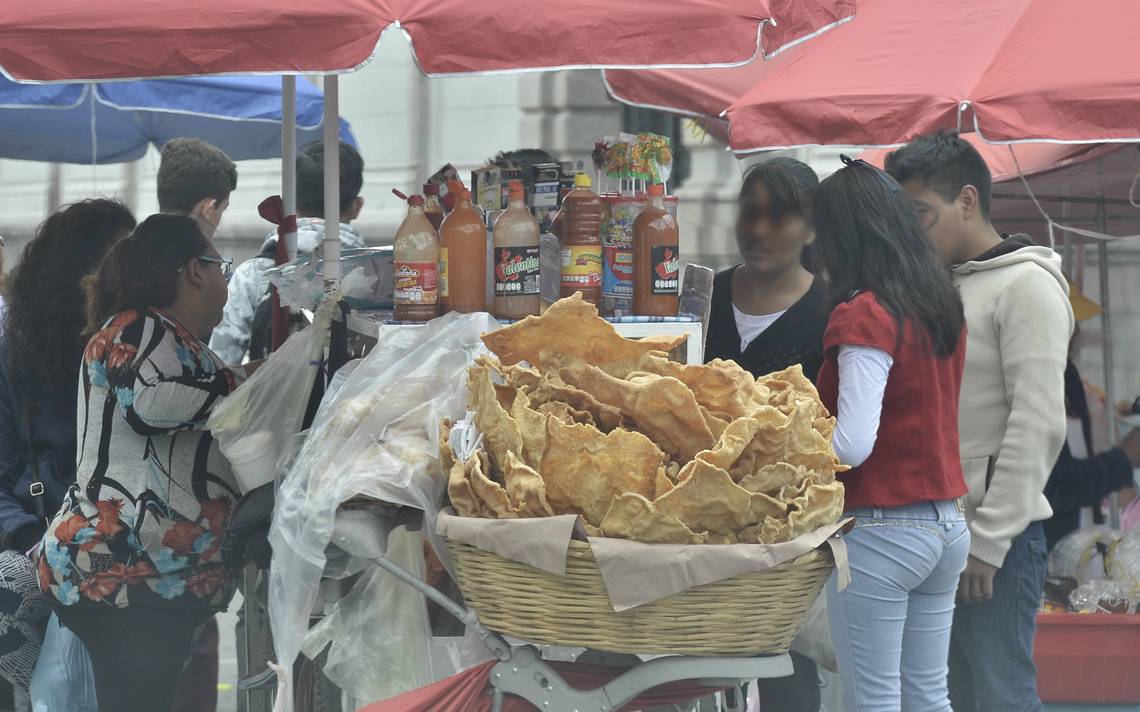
[{"xmin": 887, "ymin": 132, "xmax": 1072, "ymax": 712}]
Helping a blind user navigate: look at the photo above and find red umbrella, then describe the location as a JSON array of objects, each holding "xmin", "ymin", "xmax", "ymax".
[
  {"xmin": 0, "ymin": 0, "xmax": 845, "ymax": 82},
  {"xmin": 603, "ymin": 0, "xmax": 853, "ymax": 120},
  {"xmin": 861, "ymin": 140, "xmax": 1140, "ymax": 241},
  {"xmin": 717, "ymin": 0, "xmax": 1140, "ymax": 151}
]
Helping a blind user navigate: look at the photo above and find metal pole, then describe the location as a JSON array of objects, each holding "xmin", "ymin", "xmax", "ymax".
[
  {"xmin": 281, "ymin": 76, "xmax": 297, "ymax": 259},
  {"xmin": 322, "ymin": 75, "xmax": 341, "ymax": 293},
  {"xmin": 1096, "ymin": 199, "xmax": 1120, "ymax": 529}
]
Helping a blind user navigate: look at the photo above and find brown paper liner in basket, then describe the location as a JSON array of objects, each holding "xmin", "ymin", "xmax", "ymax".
[{"xmin": 446, "ymin": 538, "xmax": 834, "ymax": 656}]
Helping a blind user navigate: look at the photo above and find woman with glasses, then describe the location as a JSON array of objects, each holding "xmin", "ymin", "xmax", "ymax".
[
  {"xmin": 38, "ymin": 214, "xmax": 254, "ymax": 712},
  {"xmin": 813, "ymin": 157, "xmax": 970, "ymax": 712}
]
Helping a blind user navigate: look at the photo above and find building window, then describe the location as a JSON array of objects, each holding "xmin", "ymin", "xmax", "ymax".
[{"xmin": 621, "ymin": 107, "xmax": 691, "ymax": 189}]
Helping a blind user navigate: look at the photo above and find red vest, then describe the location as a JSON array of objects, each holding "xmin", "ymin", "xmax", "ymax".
[{"xmin": 817, "ymin": 292, "xmax": 968, "ymax": 510}]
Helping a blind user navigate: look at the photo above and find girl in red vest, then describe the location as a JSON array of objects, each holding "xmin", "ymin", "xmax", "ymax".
[{"xmin": 814, "ymin": 156, "xmax": 969, "ymax": 712}]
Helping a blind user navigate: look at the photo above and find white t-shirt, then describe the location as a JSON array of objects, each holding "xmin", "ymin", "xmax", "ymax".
[{"xmin": 733, "ymin": 305, "xmax": 788, "ymax": 352}]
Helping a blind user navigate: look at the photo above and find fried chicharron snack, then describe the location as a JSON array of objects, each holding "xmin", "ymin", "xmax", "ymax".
[{"xmin": 444, "ymin": 295, "xmax": 846, "ymax": 545}]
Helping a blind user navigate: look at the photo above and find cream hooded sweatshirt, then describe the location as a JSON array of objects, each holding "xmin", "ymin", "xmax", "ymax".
[{"xmin": 953, "ymin": 236, "xmax": 1074, "ymax": 568}]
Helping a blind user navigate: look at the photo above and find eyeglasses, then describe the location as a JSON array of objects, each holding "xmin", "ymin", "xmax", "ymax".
[
  {"xmin": 198, "ymin": 255, "xmax": 234, "ymax": 280},
  {"xmin": 839, "ymin": 154, "xmax": 902, "ymax": 193}
]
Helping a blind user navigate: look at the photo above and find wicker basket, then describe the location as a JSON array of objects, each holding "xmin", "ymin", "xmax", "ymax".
[{"xmin": 446, "ymin": 538, "xmax": 834, "ymax": 656}]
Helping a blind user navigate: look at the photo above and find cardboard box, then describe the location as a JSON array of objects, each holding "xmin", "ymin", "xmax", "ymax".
[{"xmin": 471, "ymin": 166, "xmax": 502, "ymax": 212}]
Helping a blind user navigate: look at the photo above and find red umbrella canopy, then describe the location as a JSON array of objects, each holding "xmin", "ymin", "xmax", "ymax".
[
  {"xmin": 0, "ymin": 0, "xmax": 837, "ymax": 81},
  {"xmin": 862, "ymin": 139, "xmax": 1140, "ymax": 242},
  {"xmin": 604, "ymin": 0, "xmax": 854, "ymax": 119},
  {"xmin": 720, "ymin": 0, "xmax": 1140, "ymax": 151}
]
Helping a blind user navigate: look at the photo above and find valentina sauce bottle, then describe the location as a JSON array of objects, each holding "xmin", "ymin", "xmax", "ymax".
[
  {"xmin": 492, "ymin": 180, "xmax": 541, "ymax": 320},
  {"xmin": 632, "ymin": 183, "xmax": 680, "ymax": 317},
  {"xmin": 439, "ymin": 180, "xmax": 488, "ymax": 314}
]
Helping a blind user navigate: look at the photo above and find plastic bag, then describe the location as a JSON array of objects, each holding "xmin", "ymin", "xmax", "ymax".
[
  {"xmin": 1069, "ymin": 579, "xmax": 1140, "ymax": 614},
  {"xmin": 790, "ymin": 591, "xmax": 836, "ymax": 673},
  {"xmin": 30, "ymin": 614, "xmax": 97, "ymax": 712},
  {"xmin": 1106, "ymin": 526, "xmax": 1140, "ymax": 591},
  {"xmin": 266, "ymin": 248, "xmax": 394, "ymax": 311},
  {"xmin": 1047, "ymin": 525, "xmax": 1118, "ymax": 583},
  {"xmin": 208, "ymin": 299, "xmax": 335, "ymax": 493},
  {"xmin": 268, "ymin": 311, "xmax": 499, "ymax": 712},
  {"xmin": 300, "ymin": 527, "xmax": 492, "ymax": 705}
]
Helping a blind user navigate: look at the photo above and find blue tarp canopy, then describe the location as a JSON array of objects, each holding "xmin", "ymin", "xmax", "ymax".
[{"xmin": 0, "ymin": 75, "xmax": 355, "ymax": 164}]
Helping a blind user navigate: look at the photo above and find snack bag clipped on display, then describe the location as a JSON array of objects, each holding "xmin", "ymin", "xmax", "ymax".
[
  {"xmin": 1106, "ymin": 526, "xmax": 1140, "ymax": 592},
  {"xmin": 635, "ymin": 132, "xmax": 674, "ymax": 185}
]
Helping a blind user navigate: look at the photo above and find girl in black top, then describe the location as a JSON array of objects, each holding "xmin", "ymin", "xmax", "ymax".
[
  {"xmin": 705, "ymin": 157, "xmax": 829, "ymax": 712},
  {"xmin": 706, "ymin": 157, "xmax": 829, "ymax": 381}
]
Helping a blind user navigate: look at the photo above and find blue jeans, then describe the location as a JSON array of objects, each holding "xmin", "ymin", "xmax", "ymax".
[
  {"xmin": 827, "ymin": 500, "xmax": 970, "ymax": 712},
  {"xmin": 948, "ymin": 521, "xmax": 1047, "ymax": 712}
]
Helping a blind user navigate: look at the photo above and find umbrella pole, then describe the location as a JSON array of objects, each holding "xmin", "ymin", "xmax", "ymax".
[
  {"xmin": 1096, "ymin": 200, "xmax": 1120, "ymax": 530},
  {"xmin": 322, "ymin": 75, "xmax": 341, "ymax": 294},
  {"xmin": 282, "ymin": 76, "xmax": 297, "ymax": 259}
]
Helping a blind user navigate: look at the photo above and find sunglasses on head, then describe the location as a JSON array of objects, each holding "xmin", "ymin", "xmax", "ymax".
[{"xmin": 840, "ymin": 154, "xmax": 902, "ymax": 193}]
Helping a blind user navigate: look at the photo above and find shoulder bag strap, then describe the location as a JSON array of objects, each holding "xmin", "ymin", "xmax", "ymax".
[{"xmin": 21, "ymin": 404, "xmax": 47, "ymax": 526}]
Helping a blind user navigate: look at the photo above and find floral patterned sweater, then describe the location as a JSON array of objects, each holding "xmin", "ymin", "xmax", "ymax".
[{"xmin": 39, "ymin": 309, "xmax": 244, "ymax": 610}]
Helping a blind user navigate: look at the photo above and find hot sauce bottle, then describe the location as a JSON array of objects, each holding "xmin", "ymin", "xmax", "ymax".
[
  {"xmin": 439, "ymin": 180, "xmax": 487, "ymax": 314},
  {"xmin": 492, "ymin": 180, "xmax": 541, "ymax": 320},
  {"xmin": 632, "ymin": 183, "xmax": 680, "ymax": 317},
  {"xmin": 559, "ymin": 173, "xmax": 604, "ymax": 306}
]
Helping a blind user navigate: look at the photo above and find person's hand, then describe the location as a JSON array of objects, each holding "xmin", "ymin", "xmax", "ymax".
[
  {"xmin": 1119, "ymin": 428, "xmax": 1140, "ymax": 467},
  {"xmin": 243, "ymin": 359, "xmax": 265, "ymax": 378},
  {"xmin": 957, "ymin": 556, "xmax": 999, "ymax": 603},
  {"xmin": 1119, "ymin": 399, "xmax": 1138, "ymax": 417}
]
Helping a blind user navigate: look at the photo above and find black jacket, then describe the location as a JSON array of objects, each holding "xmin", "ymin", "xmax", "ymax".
[
  {"xmin": 705, "ymin": 268, "xmax": 830, "ymax": 382},
  {"xmin": 1042, "ymin": 360, "xmax": 1134, "ymax": 549},
  {"xmin": 0, "ymin": 338, "xmax": 77, "ymax": 551}
]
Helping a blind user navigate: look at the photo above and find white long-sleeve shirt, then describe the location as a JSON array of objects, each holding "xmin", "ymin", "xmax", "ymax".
[{"xmin": 831, "ymin": 345, "xmax": 894, "ymax": 469}]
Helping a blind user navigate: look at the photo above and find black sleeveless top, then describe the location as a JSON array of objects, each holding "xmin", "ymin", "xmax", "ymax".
[{"xmin": 705, "ymin": 267, "xmax": 829, "ymax": 382}]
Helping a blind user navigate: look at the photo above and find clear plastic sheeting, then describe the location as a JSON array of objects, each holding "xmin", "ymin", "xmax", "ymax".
[
  {"xmin": 265, "ymin": 248, "xmax": 394, "ymax": 311},
  {"xmin": 790, "ymin": 592, "xmax": 836, "ymax": 673},
  {"xmin": 301, "ymin": 527, "xmax": 492, "ymax": 705},
  {"xmin": 268, "ymin": 311, "xmax": 499, "ymax": 712},
  {"xmin": 208, "ymin": 300, "xmax": 335, "ymax": 493}
]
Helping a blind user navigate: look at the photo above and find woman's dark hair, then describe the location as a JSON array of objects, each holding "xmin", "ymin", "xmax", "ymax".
[
  {"xmin": 739, "ymin": 157, "xmax": 820, "ymax": 223},
  {"xmin": 6, "ymin": 199, "xmax": 136, "ymax": 402},
  {"xmin": 739, "ymin": 157, "xmax": 820, "ymax": 271},
  {"xmin": 84, "ymin": 214, "xmax": 209, "ymax": 336},
  {"xmin": 814, "ymin": 158, "xmax": 964, "ymax": 357}
]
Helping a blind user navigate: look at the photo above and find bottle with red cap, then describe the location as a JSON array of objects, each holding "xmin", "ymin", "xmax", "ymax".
[
  {"xmin": 492, "ymin": 180, "xmax": 541, "ymax": 320},
  {"xmin": 439, "ymin": 180, "xmax": 487, "ymax": 314},
  {"xmin": 632, "ymin": 183, "xmax": 680, "ymax": 317},
  {"xmin": 393, "ymin": 194, "xmax": 440, "ymax": 322},
  {"xmin": 422, "ymin": 182, "xmax": 445, "ymax": 231}
]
